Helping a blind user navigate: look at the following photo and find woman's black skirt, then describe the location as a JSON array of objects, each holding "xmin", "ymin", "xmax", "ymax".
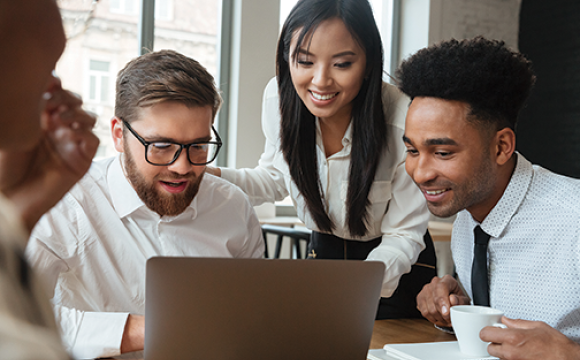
[{"xmin": 307, "ymin": 230, "xmax": 437, "ymax": 320}]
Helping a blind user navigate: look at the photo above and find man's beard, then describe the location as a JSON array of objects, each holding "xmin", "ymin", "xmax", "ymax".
[{"xmin": 123, "ymin": 147, "xmax": 203, "ymax": 216}]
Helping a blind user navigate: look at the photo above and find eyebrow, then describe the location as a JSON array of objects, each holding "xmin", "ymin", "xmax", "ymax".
[
  {"xmin": 402, "ymin": 135, "xmax": 458, "ymax": 146},
  {"xmin": 425, "ymin": 138, "xmax": 458, "ymax": 146},
  {"xmin": 296, "ymin": 48, "xmax": 357, "ymax": 58},
  {"xmin": 144, "ymin": 135, "xmax": 212, "ymax": 144}
]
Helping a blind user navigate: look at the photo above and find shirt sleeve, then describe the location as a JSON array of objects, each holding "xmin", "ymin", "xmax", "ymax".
[
  {"xmin": 366, "ymin": 82, "xmax": 430, "ymax": 297},
  {"xmin": 366, "ymin": 161, "xmax": 429, "ymax": 297},
  {"xmin": 27, "ymin": 215, "xmax": 130, "ymax": 359},
  {"xmin": 239, "ymin": 201, "xmax": 267, "ymax": 259},
  {"xmin": 54, "ymin": 305, "xmax": 128, "ymax": 359},
  {"xmin": 220, "ymin": 77, "xmax": 289, "ymax": 206}
]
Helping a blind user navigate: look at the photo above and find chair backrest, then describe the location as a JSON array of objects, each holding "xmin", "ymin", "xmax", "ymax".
[{"xmin": 261, "ymin": 224, "xmax": 311, "ymax": 259}]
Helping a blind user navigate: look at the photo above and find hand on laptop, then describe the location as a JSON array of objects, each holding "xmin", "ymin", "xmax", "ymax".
[
  {"xmin": 481, "ymin": 317, "xmax": 580, "ymax": 360},
  {"xmin": 0, "ymin": 76, "xmax": 98, "ymax": 232},
  {"xmin": 416, "ymin": 275, "xmax": 470, "ymax": 327},
  {"xmin": 121, "ymin": 314, "xmax": 145, "ymax": 354}
]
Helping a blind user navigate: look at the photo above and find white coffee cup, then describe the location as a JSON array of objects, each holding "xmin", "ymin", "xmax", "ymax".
[{"xmin": 450, "ymin": 305, "xmax": 505, "ymax": 357}]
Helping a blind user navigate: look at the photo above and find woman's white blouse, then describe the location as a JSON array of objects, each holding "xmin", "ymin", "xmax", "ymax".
[{"xmin": 221, "ymin": 78, "xmax": 429, "ymax": 297}]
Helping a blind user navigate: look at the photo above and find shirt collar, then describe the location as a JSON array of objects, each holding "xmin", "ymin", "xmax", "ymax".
[
  {"xmin": 314, "ymin": 117, "xmax": 353, "ymax": 158},
  {"xmin": 480, "ymin": 152, "xmax": 533, "ymax": 238},
  {"xmin": 108, "ymin": 154, "xmax": 146, "ymax": 219},
  {"xmin": 107, "ymin": 154, "xmax": 200, "ymax": 220}
]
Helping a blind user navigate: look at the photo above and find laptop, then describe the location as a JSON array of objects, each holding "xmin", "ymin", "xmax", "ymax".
[{"xmin": 145, "ymin": 257, "xmax": 385, "ymax": 360}]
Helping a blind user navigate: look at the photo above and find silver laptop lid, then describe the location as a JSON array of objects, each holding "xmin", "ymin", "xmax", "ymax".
[{"xmin": 145, "ymin": 257, "xmax": 384, "ymax": 360}]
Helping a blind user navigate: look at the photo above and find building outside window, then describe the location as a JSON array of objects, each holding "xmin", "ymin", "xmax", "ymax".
[
  {"xmin": 109, "ymin": 0, "xmax": 138, "ymax": 15},
  {"xmin": 87, "ymin": 59, "xmax": 111, "ymax": 104},
  {"xmin": 55, "ymin": 0, "xmax": 220, "ymax": 159},
  {"xmin": 110, "ymin": 0, "xmax": 172, "ymax": 20}
]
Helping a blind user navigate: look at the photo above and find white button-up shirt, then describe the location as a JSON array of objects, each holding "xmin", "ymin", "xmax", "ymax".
[
  {"xmin": 452, "ymin": 153, "xmax": 580, "ymax": 342},
  {"xmin": 27, "ymin": 156, "xmax": 264, "ymax": 359},
  {"xmin": 221, "ymin": 78, "xmax": 429, "ymax": 297}
]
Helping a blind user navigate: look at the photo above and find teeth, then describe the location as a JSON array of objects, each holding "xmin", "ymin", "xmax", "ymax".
[
  {"xmin": 164, "ymin": 181, "xmax": 182, "ymax": 187},
  {"xmin": 426, "ymin": 189, "xmax": 447, "ymax": 195},
  {"xmin": 311, "ymin": 92, "xmax": 337, "ymax": 101}
]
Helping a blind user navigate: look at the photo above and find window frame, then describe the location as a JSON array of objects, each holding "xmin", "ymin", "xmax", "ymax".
[
  {"xmin": 86, "ymin": 59, "xmax": 113, "ymax": 105},
  {"xmin": 110, "ymin": 0, "xmax": 139, "ymax": 15}
]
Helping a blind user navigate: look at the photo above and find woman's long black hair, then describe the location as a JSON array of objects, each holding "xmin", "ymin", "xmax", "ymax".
[{"xmin": 277, "ymin": 0, "xmax": 386, "ymax": 237}]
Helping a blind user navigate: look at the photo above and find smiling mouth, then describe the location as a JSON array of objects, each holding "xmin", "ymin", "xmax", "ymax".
[
  {"xmin": 161, "ymin": 181, "xmax": 186, "ymax": 187},
  {"xmin": 424, "ymin": 189, "xmax": 450, "ymax": 195},
  {"xmin": 310, "ymin": 91, "xmax": 338, "ymax": 101}
]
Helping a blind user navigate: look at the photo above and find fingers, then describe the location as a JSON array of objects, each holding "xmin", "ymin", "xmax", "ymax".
[
  {"xmin": 41, "ymin": 84, "xmax": 96, "ymax": 139},
  {"xmin": 501, "ymin": 316, "xmax": 539, "ymax": 330},
  {"xmin": 480, "ymin": 319, "xmax": 547, "ymax": 347},
  {"xmin": 50, "ymin": 127, "xmax": 99, "ymax": 178},
  {"xmin": 449, "ymin": 294, "xmax": 471, "ymax": 306},
  {"xmin": 43, "ymin": 87, "xmax": 84, "ymax": 124},
  {"xmin": 50, "ymin": 103, "xmax": 96, "ymax": 130},
  {"xmin": 205, "ymin": 166, "xmax": 221, "ymax": 177},
  {"xmin": 44, "ymin": 74, "xmax": 62, "ymax": 94},
  {"xmin": 416, "ymin": 276, "xmax": 454, "ymax": 326},
  {"xmin": 42, "ymin": 86, "xmax": 99, "ymax": 177},
  {"xmin": 480, "ymin": 324, "xmax": 508, "ymax": 344}
]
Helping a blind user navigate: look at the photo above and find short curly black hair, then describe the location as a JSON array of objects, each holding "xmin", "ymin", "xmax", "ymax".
[{"xmin": 396, "ymin": 37, "xmax": 536, "ymax": 131}]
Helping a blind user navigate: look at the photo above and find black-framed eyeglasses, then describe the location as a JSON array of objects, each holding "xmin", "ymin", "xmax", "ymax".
[{"xmin": 122, "ymin": 120, "xmax": 222, "ymax": 166}]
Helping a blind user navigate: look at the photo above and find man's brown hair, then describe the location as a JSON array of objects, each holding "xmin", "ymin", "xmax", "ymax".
[{"xmin": 115, "ymin": 49, "xmax": 222, "ymax": 123}]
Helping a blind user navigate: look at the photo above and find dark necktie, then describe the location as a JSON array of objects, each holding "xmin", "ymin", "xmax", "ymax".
[{"xmin": 471, "ymin": 226, "xmax": 491, "ymax": 306}]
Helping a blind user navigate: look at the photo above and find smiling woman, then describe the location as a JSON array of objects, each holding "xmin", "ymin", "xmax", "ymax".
[{"xmin": 215, "ymin": 0, "xmax": 436, "ymax": 320}]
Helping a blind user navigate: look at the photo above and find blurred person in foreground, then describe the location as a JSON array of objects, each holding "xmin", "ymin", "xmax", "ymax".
[
  {"xmin": 397, "ymin": 37, "xmax": 580, "ymax": 360},
  {"xmin": 0, "ymin": 0, "xmax": 99, "ymax": 358}
]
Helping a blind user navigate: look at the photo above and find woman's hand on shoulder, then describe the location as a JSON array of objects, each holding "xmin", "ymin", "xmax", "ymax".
[{"xmin": 205, "ymin": 167, "xmax": 221, "ymax": 177}]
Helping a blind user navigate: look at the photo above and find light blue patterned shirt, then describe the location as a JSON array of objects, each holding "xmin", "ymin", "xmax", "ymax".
[{"xmin": 452, "ymin": 153, "xmax": 580, "ymax": 342}]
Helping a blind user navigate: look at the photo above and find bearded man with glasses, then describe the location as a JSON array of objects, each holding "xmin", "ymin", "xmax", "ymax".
[{"xmin": 26, "ymin": 50, "xmax": 264, "ymax": 360}]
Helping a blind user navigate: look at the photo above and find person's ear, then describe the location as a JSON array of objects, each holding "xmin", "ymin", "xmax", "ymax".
[
  {"xmin": 111, "ymin": 117, "xmax": 124, "ymax": 153},
  {"xmin": 494, "ymin": 128, "xmax": 516, "ymax": 166}
]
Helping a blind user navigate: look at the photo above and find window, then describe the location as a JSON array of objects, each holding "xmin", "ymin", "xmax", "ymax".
[
  {"xmin": 55, "ymin": 0, "xmax": 221, "ymax": 159},
  {"xmin": 153, "ymin": 0, "xmax": 219, "ymax": 77},
  {"xmin": 88, "ymin": 60, "xmax": 111, "ymax": 104},
  {"xmin": 110, "ymin": 0, "xmax": 138, "ymax": 15},
  {"xmin": 155, "ymin": 0, "xmax": 173, "ymax": 21}
]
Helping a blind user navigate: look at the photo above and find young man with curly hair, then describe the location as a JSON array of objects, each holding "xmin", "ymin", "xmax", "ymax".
[{"xmin": 397, "ymin": 37, "xmax": 580, "ymax": 360}]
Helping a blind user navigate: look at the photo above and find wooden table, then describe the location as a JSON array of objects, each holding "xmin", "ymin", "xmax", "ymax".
[{"xmin": 370, "ymin": 319, "xmax": 456, "ymax": 349}]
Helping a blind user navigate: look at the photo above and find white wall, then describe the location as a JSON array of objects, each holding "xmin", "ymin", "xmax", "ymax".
[
  {"xmin": 429, "ymin": 0, "xmax": 521, "ymax": 49},
  {"xmin": 398, "ymin": 0, "xmax": 521, "ymax": 67},
  {"xmin": 399, "ymin": 0, "xmax": 432, "ymax": 64},
  {"xmin": 227, "ymin": 0, "xmax": 279, "ymax": 169}
]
